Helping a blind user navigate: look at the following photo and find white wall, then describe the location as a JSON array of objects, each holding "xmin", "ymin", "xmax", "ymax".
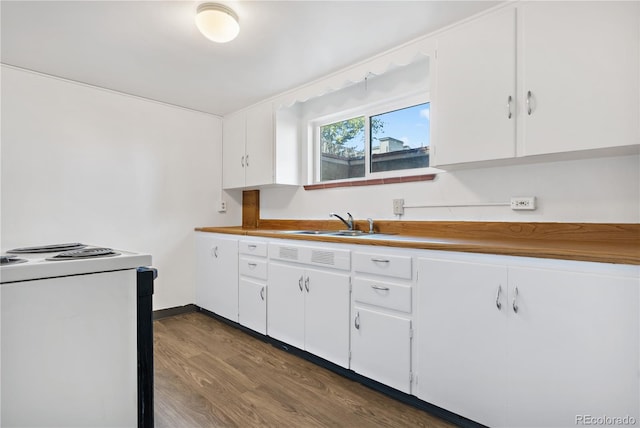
[
  {"xmin": 260, "ymin": 154, "xmax": 640, "ymax": 223},
  {"xmin": 1, "ymin": 66, "xmax": 240, "ymax": 310}
]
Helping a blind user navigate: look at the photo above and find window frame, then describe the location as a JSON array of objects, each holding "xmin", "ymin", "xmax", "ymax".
[{"xmin": 311, "ymin": 92, "xmax": 434, "ymax": 185}]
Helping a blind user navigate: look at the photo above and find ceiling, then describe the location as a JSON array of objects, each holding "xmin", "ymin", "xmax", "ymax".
[{"xmin": 1, "ymin": 1, "xmax": 498, "ymax": 116}]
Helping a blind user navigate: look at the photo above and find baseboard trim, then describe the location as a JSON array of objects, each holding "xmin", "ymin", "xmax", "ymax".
[
  {"xmin": 153, "ymin": 304, "xmax": 198, "ymax": 320},
  {"xmin": 194, "ymin": 306, "xmax": 485, "ymax": 428}
]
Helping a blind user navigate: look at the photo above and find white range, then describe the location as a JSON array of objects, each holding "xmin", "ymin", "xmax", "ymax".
[{"xmin": 0, "ymin": 243, "xmax": 154, "ymax": 428}]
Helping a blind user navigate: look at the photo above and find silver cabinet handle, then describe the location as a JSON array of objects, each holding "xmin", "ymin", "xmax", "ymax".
[
  {"xmin": 304, "ymin": 276, "xmax": 310, "ymax": 292},
  {"xmin": 211, "ymin": 246, "xmax": 218, "ymax": 258},
  {"xmin": 512, "ymin": 286, "xmax": 519, "ymax": 313},
  {"xmin": 248, "ymin": 244, "xmax": 257, "ymax": 250},
  {"xmin": 247, "ymin": 262, "xmax": 257, "ymax": 269},
  {"xmin": 241, "ymin": 155, "xmax": 245, "ymax": 167},
  {"xmin": 298, "ymin": 275, "xmax": 303, "ymax": 291},
  {"xmin": 371, "ymin": 285, "xmax": 390, "ymax": 291},
  {"xmin": 246, "ymin": 154, "xmax": 249, "ymax": 166},
  {"xmin": 354, "ymin": 311, "xmax": 360, "ymax": 330},
  {"xmin": 371, "ymin": 258, "xmax": 390, "ymax": 263},
  {"xmin": 495, "ymin": 285, "xmax": 502, "ymax": 310},
  {"xmin": 260, "ymin": 286, "xmax": 265, "ymax": 301},
  {"xmin": 526, "ymin": 91, "xmax": 532, "ymax": 115},
  {"xmin": 507, "ymin": 95, "xmax": 513, "ymax": 119}
]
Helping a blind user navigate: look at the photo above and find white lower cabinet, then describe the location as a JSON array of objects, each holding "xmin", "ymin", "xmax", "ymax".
[
  {"xmin": 351, "ymin": 306, "xmax": 412, "ymax": 393},
  {"xmin": 351, "ymin": 249, "xmax": 414, "ymax": 393},
  {"xmin": 417, "ymin": 255, "xmax": 639, "ymax": 428},
  {"xmin": 238, "ymin": 239, "xmax": 268, "ymax": 334},
  {"xmin": 267, "ymin": 249, "xmax": 351, "ymax": 368},
  {"xmin": 195, "ymin": 232, "xmax": 238, "ymax": 321},
  {"xmin": 238, "ymin": 278, "xmax": 266, "ymax": 334}
]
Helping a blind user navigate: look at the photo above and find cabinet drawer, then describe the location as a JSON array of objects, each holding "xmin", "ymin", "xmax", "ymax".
[
  {"xmin": 353, "ymin": 252, "xmax": 412, "ymax": 279},
  {"xmin": 353, "ymin": 278, "xmax": 412, "ymax": 313},
  {"xmin": 239, "ymin": 257, "xmax": 267, "ymax": 280},
  {"xmin": 239, "ymin": 240, "xmax": 267, "ymax": 257}
]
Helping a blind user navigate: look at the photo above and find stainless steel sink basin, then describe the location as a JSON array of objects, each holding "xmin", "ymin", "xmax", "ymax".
[
  {"xmin": 280, "ymin": 230, "xmax": 335, "ymax": 235},
  {"xmin": 280, "ymin": 230, "xmax": 396, "ymax": 238}
]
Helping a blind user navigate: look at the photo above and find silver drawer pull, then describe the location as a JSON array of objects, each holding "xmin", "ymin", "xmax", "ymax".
[
  {"xmin": 260, "ymin": 287, "xmax": 265, "ymax": 301},
  {"xmin": 304, "ymin": 276, "xmax": 310, "ymax": 292},
  {"xmin": 495, "ymin": 285, "xmax": 502, "ymax": 310},
  {"xmin": 247, "ymin": 262, "xmax": 257, "ymax": 269},
  {"xmin": 371, "ymin": 285, "xmax": 390, "ymax": 291},
  {"xmin": 248, "ymin": 244, "xmax": 257, "ymax": 250},
  {"xmin": 298, "ymin": 275, "xmax": 303, "ymax": 291},
  {"xmin": 354, "ymin": 312, "xmax": 360, "ymax": 330},
  {"xmin": 371, "ymin": 258, "xmax": 390, "ymax": 263},
  {"xmin": 512, "ymin": 286, "xmax": 519, "ymax": 313}
]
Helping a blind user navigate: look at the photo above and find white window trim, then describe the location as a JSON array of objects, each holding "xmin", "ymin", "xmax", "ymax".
[{"xmin": 310, "ymin": 91, "xmax": 436, "ymax": 184}]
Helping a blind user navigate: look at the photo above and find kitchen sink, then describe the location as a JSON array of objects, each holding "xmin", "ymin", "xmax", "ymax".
[{"xmin": 281, "ymin": 230, "xmax": 396, "ymax": 238}]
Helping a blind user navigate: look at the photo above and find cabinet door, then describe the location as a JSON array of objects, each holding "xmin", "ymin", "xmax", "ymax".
[
  {"xmin": 245, "ymin": 102, "xmax": 274, "ymax": 187},
  {"xmin": 238, "ymin": 278, "xmax": 266, "ymax": 335},
  {"xmin": 351, "ymin": 306, "xmax": 412, "ymax": 393},
  {"xmin": 222, "ymin": 112, "xmax": 246, "ymax": 189},
  {"xmin": 433, "ymin": 7, "xmax": 516, "ymax": 166},
  {"xmin": 521, "ymin": 1, "xmax": 640, "ymax": 155},
  {"xmin": 506, "ymin": 267, "xmax": 639, "ymax": 427},
  {"xmin": 416, "ymin": 258, "xmax": 508, "ymax": 428},
  {"xmin": 304, "ymin": 268, "xmax": 350, "ymax": 368},
  {"xmin": 195, "ymin": 234, "xmax": 238, "ymax": 321},
  {"xmin": 267, "ymin": 262, "xmax": 305, "ymax": 349}
]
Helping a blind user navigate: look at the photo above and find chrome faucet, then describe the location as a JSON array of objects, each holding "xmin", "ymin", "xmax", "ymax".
[{"xmin": 330, "ymin": 212, "xmax": 354, "ymax": 230}]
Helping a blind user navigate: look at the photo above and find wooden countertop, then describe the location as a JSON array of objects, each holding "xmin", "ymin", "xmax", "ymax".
[{"xmin": 195, "ymin": 221, "xmax": 640, "ymax": 265}]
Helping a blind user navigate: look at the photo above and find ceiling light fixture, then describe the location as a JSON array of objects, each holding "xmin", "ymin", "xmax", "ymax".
[{"xmin": 195, "ymin": 3, "xmax": 240, "ymax": 43}]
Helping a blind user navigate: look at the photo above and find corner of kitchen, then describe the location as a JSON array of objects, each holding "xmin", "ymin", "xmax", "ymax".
[{"xmin": 2, "ymin": 1, "xmax": 639, "ymax": 427}]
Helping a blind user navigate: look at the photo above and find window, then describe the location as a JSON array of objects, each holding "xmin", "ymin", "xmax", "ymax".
[{"xmin": 316, "ymin": 98, "xmax": 431, "ymax": 183}]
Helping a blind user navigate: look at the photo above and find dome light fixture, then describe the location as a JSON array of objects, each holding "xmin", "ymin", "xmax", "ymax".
[{"xmin": 195, "ymin": 3, "xmax": 240, "ymax": 43}]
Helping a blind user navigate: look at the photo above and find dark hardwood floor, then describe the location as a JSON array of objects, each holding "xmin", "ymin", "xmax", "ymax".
[{"xmin": 153, "ymin": 311, "xmax": 456, "ymax": 428}]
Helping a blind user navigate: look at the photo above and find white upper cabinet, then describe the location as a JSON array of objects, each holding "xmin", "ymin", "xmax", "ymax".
[
  {"xmin": 223, "ymin": 102, "xmax": 300, "ymax": 189},
  {"xmin": 222, "ymin": 103, "xmax": 273, "ymax": 189},
  {"xmin": 433, "ymin": 7, "xmax": 517, "ymax": 166},
  {"xmin": 433, "ymin": 1, "xmax": 640, "ymax": 167},
  {"xmin": 519, "ymin": 1, "xmax": 640, "ymax": 156}
]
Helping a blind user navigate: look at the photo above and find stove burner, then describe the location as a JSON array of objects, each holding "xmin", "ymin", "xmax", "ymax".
[
  {"xmin": 7, "ymin": 243, "xmax": 87, "ymax": 254},
  {"xmin": 46, "ymin": 247, "xmax": 120, "ymax": 261},
  {"xmin": 0, "ymin": 255, "xmax": 28, "ymax": 266}
]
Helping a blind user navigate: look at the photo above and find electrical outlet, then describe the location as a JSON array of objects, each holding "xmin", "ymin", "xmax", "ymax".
[
  {"xmin": 510, "ymin": 197, "xmax": 536, "ymax": 211},
  {"xmin": 393, "ymin": 199, "xmax": 405, "ymax": 215},
  {"xmin": 217, "ymin": 200, "xmax": 227, "ymax": 213}
]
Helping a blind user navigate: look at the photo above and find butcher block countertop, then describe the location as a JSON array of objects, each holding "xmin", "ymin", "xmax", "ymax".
[{"xmin": 195, "ymin": 220, "xmax": 640, "ymax": 265}]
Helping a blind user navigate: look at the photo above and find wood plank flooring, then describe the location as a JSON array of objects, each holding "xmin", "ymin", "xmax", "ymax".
[{"xmin": 154, "ymin": 311, "xmax": 456, "ymax": 428}]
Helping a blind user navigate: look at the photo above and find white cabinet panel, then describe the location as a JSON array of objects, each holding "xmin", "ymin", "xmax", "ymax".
[
  {"xmin": 239, "ymin": 240, "xmax": 268, "ymax": 257},
  {"xmin": 239, "ymin": 256, "xmax": 267, "ymax": 281},
  {"xmin": 267, "ymin": 262, "xmax": 305, "ymax": 350},
  {"xmin": 417, "ymin": 257, "xmax": 508, "ymax": 427},
  {"xmin": 506, "ymin": 266, "xmax": 639, "ymax": 427},
  {"xmin": 353, "ymin": 277, "xmax": 411, "ymax": 313},
  {"xmin": 195, "ymin": 233, "xmax": 238, "ymax": 321},
  {"xmin": 351, "ymin": 307, "xmax": 412, "ymax": 393},
  {"xmin": 221, "ymin": 113, "xmax": 246, "ymax": 190},
  {"xmin": 433, "ymin": 7, "xmax": 516, "ymax": 166},
  {"xmin": 520, "ymin": 1, "xmax": 640, "ymax": 156},
  {"xmin": 304, "ymin": 267, "xmax": 350, "ymax": 367},
  {"xmin": 245, "ymin": 102, "xmax": 274, "ymax": 187},
  {"xmin": 239, "ymin": 277, "xmax": 267, "ymax": 335},
  {"xmin": 353, "ymin": 251, "xmax": 412, "ymax": 279}
]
